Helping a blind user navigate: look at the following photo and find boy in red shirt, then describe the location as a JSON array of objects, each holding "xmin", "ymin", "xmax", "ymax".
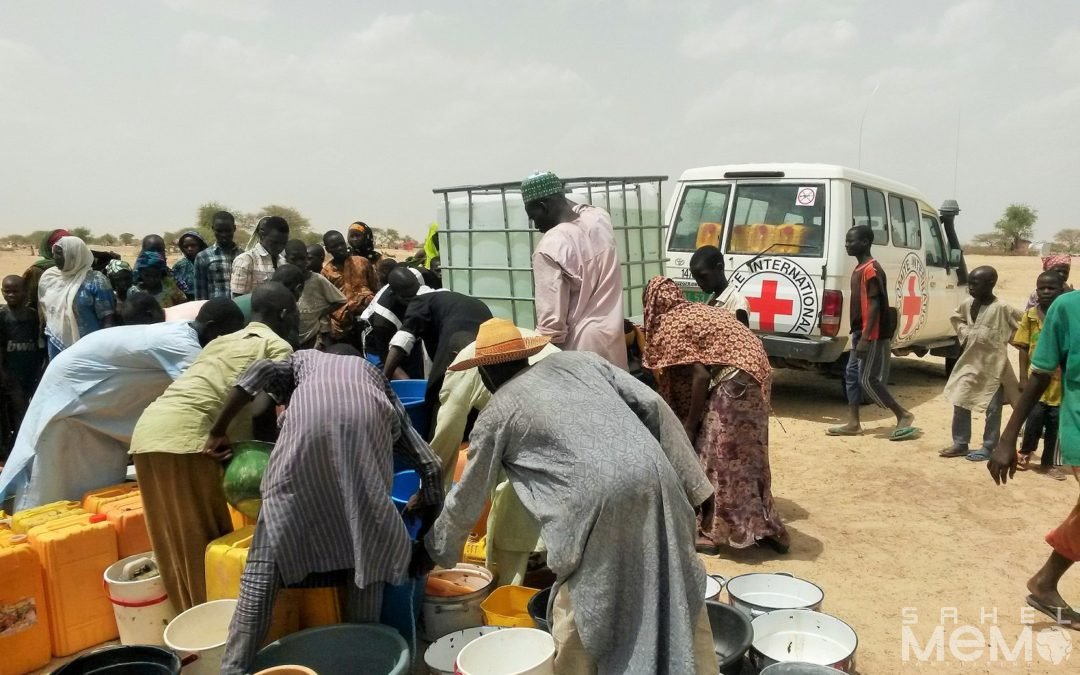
[{"xmin": 827, "ymin": 225, "xmax": 917, "ymax": 440}]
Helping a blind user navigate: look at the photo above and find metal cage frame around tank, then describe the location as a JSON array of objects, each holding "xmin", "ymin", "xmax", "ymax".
[{"xmin": 432, "ymin": 175, "xmax": 669, "ymax": 327}]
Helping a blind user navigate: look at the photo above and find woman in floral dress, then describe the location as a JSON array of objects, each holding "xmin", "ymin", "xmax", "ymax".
[{"xmin": 642, "ymin": 276, "xmax": 788, "ymax": 554}]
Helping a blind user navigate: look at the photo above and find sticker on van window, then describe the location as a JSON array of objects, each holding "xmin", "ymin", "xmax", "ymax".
[
  {"xmin": 894, "ymin": 253, "xmax": 928, "ymax": 344},
  {"xmin": 795, "ymin": 187, "xmax": 818, "ymax": 207},
  {"xmin": 729, "ymin": 258, "xmax": 819, "ymax": 335}
]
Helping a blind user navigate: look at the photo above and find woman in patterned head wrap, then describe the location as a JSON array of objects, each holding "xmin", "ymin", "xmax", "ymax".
[
  {"xmin": 1027, "ymin": 255, "xmax": 1073, "ymax": 310},
  {"xmin": 134, "ymin": 250, "xmax": 188, "ymax": 309},
  {"xmin": 172, "ymin": 231, "xmax": 208, "ymax": 301},
  {"xmin": 347, "ymin": 221, "xmax": 382, "ymax": 264},
  {"xmin": 105, "ymin": 259, "xmax": 134, "ymax": 314},
  {"xmin": 642, "ymin": 275, "xmax": 788, "ymax": 554},
  {"xmin": 21, "ymin": 229, "xmax": 70, "ymax": 310},
  {"xmin": 38, "ymin": 236, "xmax": 117, "ymax": 358}
]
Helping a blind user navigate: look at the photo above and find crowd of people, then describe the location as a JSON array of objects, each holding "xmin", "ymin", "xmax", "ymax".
[
  {"xmin": 0, "ymin": 170, "xmax": 1077, "ymax": 670},
  {"xmin": 0, "ymin": 217, "xmax": 442, "ymax": 461}
]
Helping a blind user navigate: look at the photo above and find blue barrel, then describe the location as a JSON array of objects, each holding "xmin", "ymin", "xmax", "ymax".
[{"xmin": 389, "ymin": 379, "xmax": 428, "ymax": 433}]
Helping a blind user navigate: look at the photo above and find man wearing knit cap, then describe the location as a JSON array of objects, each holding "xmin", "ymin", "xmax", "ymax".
[{"xmin": 521, "ymin": 171, "xmax": 628, "ymax": 369}]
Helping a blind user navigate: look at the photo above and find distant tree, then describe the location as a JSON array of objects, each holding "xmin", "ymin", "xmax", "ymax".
[
  {"xmin": 196, "ymin": 202, "xmax": 235, "ymax": 233},
  {"xmin": 118, "ymin": 233, "xmax": 136, "ymax": 246},
  {"xmin": 971, "ymin": 232, "xmax": 1009, "ymax": 250},
  {"xmin": 255, "ymin": 205, "xmax": 312, "ymax": 236},
  {"xmin": 235, "ymin": 212, "xmax": 257, "ymax": 237},
  {"xmin": 1054, "ymin": 228, "xmax": 1080, "ymax": 253},
  {"xmin": 163, "ymin": 231, "xmax": 186, "ymax": 250},
  {"xmin": 301, "ymin": 231, "xmax": 324, "ymax": 246},
  {"xmin": 71, "ymin": 227, "xmax": 93, "ymax": 242},
  {"xmin": 24, "ymin": 231, "xmax": 47, "ymax": 255},
  {"xmin": 994, "ymin": 203, "xmax": 1038, "ymax": 252},
  {"xmin": 401, "ymin": 235, "xmax": 419, "ymax": 250},
  {"xmin": 376, "ymin": 228, "xmax": 402, "ymax": 249},
  {"xmin": 97, "ymin": 233, "xmax": 118, "ymax": 246}
]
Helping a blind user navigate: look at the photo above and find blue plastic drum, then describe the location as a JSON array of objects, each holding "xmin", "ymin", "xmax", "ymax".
[{"xmin": 389, "ymin": 379, "xmax": 428, "ymax": 433}]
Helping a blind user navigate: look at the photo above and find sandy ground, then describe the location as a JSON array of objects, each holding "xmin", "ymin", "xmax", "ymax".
[
  {"xmin": 7, "ymin": 251, "xmax": 1076, "ymax": 673},
  {"xmin": 701, "ymin": 254, "xmax": 1079, "ymax": 673}
]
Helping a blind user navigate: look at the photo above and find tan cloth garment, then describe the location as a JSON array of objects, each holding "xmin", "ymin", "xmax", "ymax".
[
  {"xmin": 945, "ymin": 297, "xmax": 1021, "ymax": 412},
  {"xmin": 551, "ymin": 584, "xmax": 717, "ymax": 674},
  {"xmin": 135, "ymin": 452, "xmax": 233, "ymax": 612}
]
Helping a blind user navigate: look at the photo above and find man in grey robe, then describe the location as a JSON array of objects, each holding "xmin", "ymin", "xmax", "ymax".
[{"xmin": 423, "ymin": 319, "xmax": 717, "ymax": 674}]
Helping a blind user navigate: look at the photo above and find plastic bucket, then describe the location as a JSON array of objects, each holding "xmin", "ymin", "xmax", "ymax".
[
  {"xmin": 103, "ymin": 553, "xmax": 178, "ymax": 646},
  {"xmin": 425, "ymin": 627, "xmax": 504, "ymax": 675},
  {"xmin": 480, "ymin": 585, "xmax": 540, "ymax": 628},
  {"xmin": 392, "ymin": 470, "xmax": 421, "ymax": 512},
  {"xmin": 52, "ymin": 645, "xmax": 181, "ymax": 675},
  {"xmin": 163, "ymin": 599, "xmax": 237, "ymax": 675},
  {"xmin": 454, "ymin": 628, "xmax": 555, "ymax": 675},
  {"xmin": 253, "ymin": 624, "xmax": 409, "ymax": 674}
]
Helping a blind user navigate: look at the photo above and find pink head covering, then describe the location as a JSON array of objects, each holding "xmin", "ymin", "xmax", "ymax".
[{"xmin": 1042, "ymin": 254, "xmax": 1071, "ymax": 270}]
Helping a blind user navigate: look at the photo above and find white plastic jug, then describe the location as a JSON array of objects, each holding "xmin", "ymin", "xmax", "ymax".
[
  {"xmin": 163, "ymin": 599, "xmax": 237, "ymax": 675},
  {"xmin": 454, "ymin": 627, "xmax": 555, "ymax": 675},
  {"xmin": 103, "ymin": 552, "xmax": 178, "ymax": 646}
]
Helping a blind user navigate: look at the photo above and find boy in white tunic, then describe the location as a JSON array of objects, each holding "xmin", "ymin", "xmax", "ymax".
[{"xmin": 941, "ymin": 266, "xmax": 1021, "ymax": 461}]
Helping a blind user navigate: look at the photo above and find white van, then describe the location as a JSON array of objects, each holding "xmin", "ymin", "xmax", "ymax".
[{"xmin": 664, "ymin": 163, "xmax": 967, "ymax": 371}]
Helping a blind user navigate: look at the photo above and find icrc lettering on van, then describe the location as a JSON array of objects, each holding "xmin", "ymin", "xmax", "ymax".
[
  {"xmin": 665, "ymin": 163, "xmax": 968, "ymax": 372},
  {"xmin": 729, "ymin": 257, "xmax": 818, "ymax": 335}
]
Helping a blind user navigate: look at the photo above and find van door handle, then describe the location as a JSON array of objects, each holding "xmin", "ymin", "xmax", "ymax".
[
  {"xmin": 945, "ymin": 284, "xmax": 955, "ymax": 289},
  {"xmin": 930, "ymin": 281, "xmax": 937, "ymax": 288}
]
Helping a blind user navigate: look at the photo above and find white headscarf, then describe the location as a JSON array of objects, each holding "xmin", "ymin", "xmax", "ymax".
[{"xmin": 38, "ymin": 236, "xmax": 95, "ymax": 346}]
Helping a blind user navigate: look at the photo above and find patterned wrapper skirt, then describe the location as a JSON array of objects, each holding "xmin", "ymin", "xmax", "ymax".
[{"xmin": 696, "ymin": 372, "xmax": 787, "ymax": 548}]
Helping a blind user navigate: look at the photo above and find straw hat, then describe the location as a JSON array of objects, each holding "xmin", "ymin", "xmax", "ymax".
[{"xmin": 448, "ymin": 318, "xmax": 550, "ymax": 372}]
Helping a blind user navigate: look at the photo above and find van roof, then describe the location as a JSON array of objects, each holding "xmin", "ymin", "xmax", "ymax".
[{"xmin": 677, "ymin": 163, "xmax": 936, "ymax": 207}]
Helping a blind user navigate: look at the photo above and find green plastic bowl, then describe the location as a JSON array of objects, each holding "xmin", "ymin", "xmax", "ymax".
[{"xmin": 222, "ymin": 441, "xmax": 274, "ymax": 519}]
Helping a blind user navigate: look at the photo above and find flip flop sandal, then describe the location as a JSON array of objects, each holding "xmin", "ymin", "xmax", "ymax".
[
  {"xmin": 966, "ymin": 450, "xmax": 992, "ymax": 461},
  {"xmin": 1016, "ymin": 454, "xmax": 1032, "ymax": 471},
  {"xmin": 826, "ymin": 426, "xmax": 863, "ymax": 437},
  {"xmin": 939, "ymin": 446, "xmax": 969, "ymax": 458},
  {"xmin": 889, "ymin": 427, "xmax": 919, "ymax": 441},
  {"xmin": 1026, "ymin": 595, "xmax": 1080, "ymax": 628}
]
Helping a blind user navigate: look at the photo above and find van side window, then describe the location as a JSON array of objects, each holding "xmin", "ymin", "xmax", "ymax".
[
  {"xmin": 668, "ymin": 185, "xmax": 731, "ymax": 252},
  {"xmin": 922, "ymin": 214, "xmax": 946, "ymax": 267},
  {"xmin": 888, "ymin": 195, "xmax": 922, "ymax": 249},
  {"xmin": 726, "ymin": 183, "xmax": 826, "ymax": 258},
  {"xmin": 851, "ymin": 185, "xmax": 888, "ymax": 244}
]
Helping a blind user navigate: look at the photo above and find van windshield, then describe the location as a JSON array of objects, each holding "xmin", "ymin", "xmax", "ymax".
[
  {"xmin": 726, "ymin": 183, "xmax": 826, "ymax": 258},
  {"xmin": 668, "ymin": 185, "xmax": 730, "ymax": 252}
]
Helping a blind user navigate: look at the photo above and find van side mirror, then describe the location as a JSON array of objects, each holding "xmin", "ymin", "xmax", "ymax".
[{"xmin": 949, "ymin": 249, "xmax": 962, "ymax": 267}]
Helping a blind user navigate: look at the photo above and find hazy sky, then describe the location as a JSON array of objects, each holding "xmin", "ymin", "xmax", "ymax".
[{"xmin": 1, "ymin": 0, "xmax": 1078, "ymax": 241}]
